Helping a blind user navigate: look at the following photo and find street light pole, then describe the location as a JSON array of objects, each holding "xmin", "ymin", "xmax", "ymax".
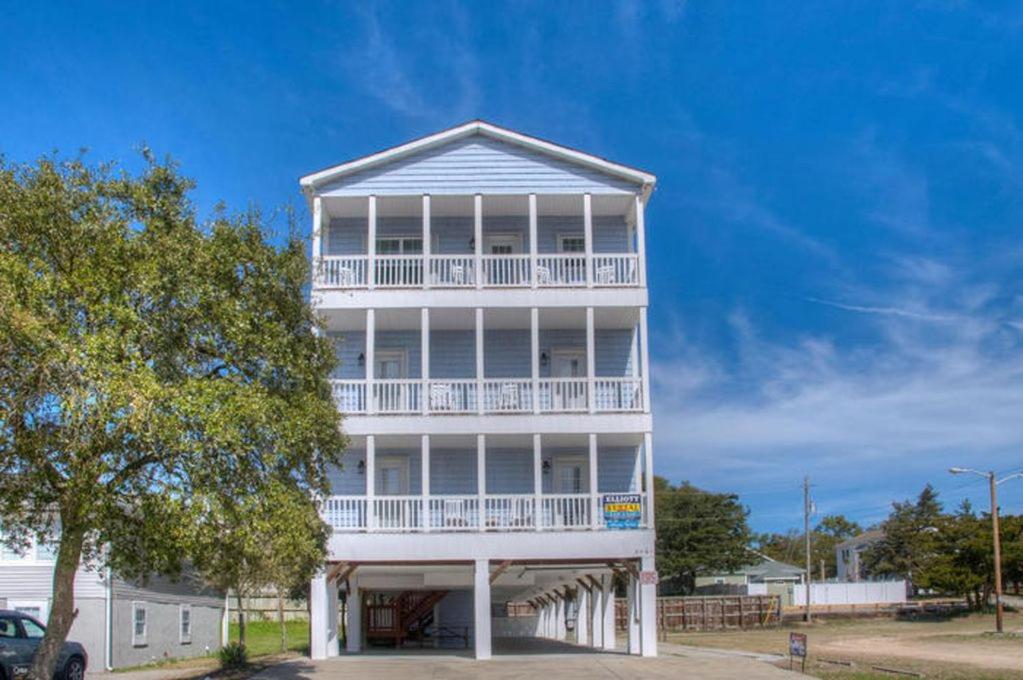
[{"xmin": 948, "ymin": 467, "xmax": 1023, "ymax": 634}]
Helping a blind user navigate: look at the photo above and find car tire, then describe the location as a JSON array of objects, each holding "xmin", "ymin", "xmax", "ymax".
[{"xmin": 62, "ymin": 657, "xmax": 84, "ymax": 680}]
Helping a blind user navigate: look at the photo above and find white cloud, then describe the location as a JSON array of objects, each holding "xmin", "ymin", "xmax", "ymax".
[{"xmin": 652, "ymin": 259, "xmax": 1023, "ymax": 526}]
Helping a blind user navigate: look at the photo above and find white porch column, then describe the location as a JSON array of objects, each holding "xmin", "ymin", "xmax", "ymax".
[
  {"xmin": 421, "ymin": 307, "xmax": 430, "ymax": 415},
  {"xmin": 639, "ymin": 307, "xmax": 651, "ymax": 414},
  {"xmin": 586, "ymin": 306, "xmax": 596, "ymax": 414},
  {"xmin": 575, "ymin": 586, "xmax": 590, "ymax": 645},
  {"xmin": 627, "ymin": 572, "xmax": 641, "ymax": 655},
  {"xmin": 529, "ymin": 193, "xmax": 538, "ymax": 289},
  {"xmin": 643, "ymin": 432, "xmax": 655, "ymax": 527},
  {"xmin": 584, "ymin": 193, "xmax": 593, "ymax": 288},
  {"xmin": 311, "ymin": 196, "xmax": 323, "ymax": 286},
  {"xmin": 531, "ymin": 307, "xmax": 540, "ymax": 415},
  {"xmin": 366, "ymin": 435, "xmax": 376, "ymax": 530},
  {"xmin": 476, "ymin": 307, "xmax": 485, "ymax": 415},
  {"xmin": 533, "ymin": 433, "xmax": 543, "ymax": 531},
  {"xmin": 474, "ymin": 194, "xmax": 483, "ymax": 289},
  {"xmin": 589, "ymin": 579, "xmax": 603, "ymax": 648},
  {"xmin": 639, "ymin": 555, "xmax": 658, "ymax": 657},
  {"xmin": 477, "ymin": 434, "xmax": 486, "ymax": 529},
  {"xmin": 367, "ymin": 195, "xmax": 377, "ymax": 289},
  {"xmin": 601, "ymin": 576, "xmax": 616, "ymax": 651},
  {"xmin": 635, "ymin": 194, "xmax": 647, "ymax": 287},
  {"xmin": 346, "ymin": 573, "xmax": 362, "ymax": 653},
  {"xmin": 555, "ymin": 595, "xmax": 567, "ymax": 641},
  {"xmin": 366, "ymin": 309, "xmax": 375, "ymax": 415},
  {"xmin": 326, "ymin": 577, "xmax": 340, "ymax": 656},
  {"xmin": 422, "ymin": 194, "xmax": 431, "ymax": 289},
  {"xmin": 310, "ymin": 573, "xmax": 329, "ymax": 659},
  {"xmin": 473, "ymin": 559, "xmax": 492, "ymax": 659},
  {"xmin": 421, "ymin": 434, "xmax": 430, "ymax": 532},
  {"xmin": 589, "ymin": 434, "xmax": 600, "ymax": 531}
]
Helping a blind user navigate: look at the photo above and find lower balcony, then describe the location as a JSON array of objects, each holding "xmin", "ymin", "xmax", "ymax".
[
  {"xmin": 331, "ymin": 377, "xmax": 643, "ymax": 415},
  {"xmin": 323, "ymin": 492, "xmax": 649, "ymax": 533}
]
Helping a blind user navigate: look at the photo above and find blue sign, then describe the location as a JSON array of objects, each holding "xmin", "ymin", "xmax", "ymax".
[{"xmin": 603, "ymin": 493, "xmax": 642, "ymax": 529}]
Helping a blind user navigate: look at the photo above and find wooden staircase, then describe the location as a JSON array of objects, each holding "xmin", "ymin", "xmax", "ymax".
[{"xmin": 365, "ymin": 590, "xmax": 449, "ymax": 647}]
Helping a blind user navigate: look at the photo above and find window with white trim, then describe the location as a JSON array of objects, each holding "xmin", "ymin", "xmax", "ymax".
[
  {"xmin": 179, "ymin": 604, "xmax": 192, "ymax": 644},
  {"xmin": 131, "ymin": 601, "xmax": 147, "ymax": 646},
  {"xmin": 558, "ymin": 234, "xmax": 585, "ymax": 253}
]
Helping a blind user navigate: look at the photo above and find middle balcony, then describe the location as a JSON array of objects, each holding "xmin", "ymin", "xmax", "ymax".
[{"xmin": 323, "ymin": 306, "xmax": 648, "ymax": 417}]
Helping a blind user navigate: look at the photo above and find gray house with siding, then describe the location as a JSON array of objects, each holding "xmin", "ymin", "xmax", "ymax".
[{"xmin": 0, "ymin": 538, "xmax": 225, "ymax": 670}]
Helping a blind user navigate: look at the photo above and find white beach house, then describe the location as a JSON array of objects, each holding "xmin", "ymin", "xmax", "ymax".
[{"xmin": 303, "ymin": 121, "xmax": 658, "ymax": 660}]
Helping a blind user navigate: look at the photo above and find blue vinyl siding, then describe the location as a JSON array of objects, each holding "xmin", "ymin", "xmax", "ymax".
[
  {"xmin": 431, "ymin": 448, "xmax": 477, "ymax": 494},
  {"xmin": 330, "ymin": 329, "xmax": 633, "ymax": 379},
  {"xmin": 328, "ymin": 214, "xmax": 627, "ymax": 255},
  {"xmin": 329, "ymin": 446, "xmax": 638, "ymax": 496},
  {"xmin": 430, "ymin": 331, "xmax": 476, "ymax": 378},
  {"xmin": 318, "ymin": 135, "xmax": 640, "ymax": 196}
]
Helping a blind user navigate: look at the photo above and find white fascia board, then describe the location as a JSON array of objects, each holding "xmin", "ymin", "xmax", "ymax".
[{"xmin": 299, "ymin": 121, "xmax": 656, "ymax": 197}]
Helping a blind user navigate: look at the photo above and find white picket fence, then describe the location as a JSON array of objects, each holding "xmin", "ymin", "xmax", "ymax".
[{"xmin": 791, "ymin": 581, "xmax": 908, "ymax": 606}]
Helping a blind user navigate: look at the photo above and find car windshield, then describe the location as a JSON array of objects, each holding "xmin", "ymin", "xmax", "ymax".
[{"xmin": 21, "ymin": 617, "xmax": 45, "ymax": 638}]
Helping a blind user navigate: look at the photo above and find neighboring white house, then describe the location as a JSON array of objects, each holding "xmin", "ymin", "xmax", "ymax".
[
  {"xmin": 836, "ymin": 529, "xmax": 884, "ymax": 582},
  {"xmin": 0, "ymin": 536, "xmax": 225, "ymax": 670},
  {"xmin": 303, "ymin": 120, "xmax": 658, "ymax": 660}
]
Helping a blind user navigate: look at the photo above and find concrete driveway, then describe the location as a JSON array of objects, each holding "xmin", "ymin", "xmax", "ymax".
[{"xmin": 249, "ymin": 639, "xmax": 799, "ymax": 680}]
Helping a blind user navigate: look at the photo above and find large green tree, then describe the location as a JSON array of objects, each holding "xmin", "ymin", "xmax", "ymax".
[
  {"xmin": 755, "ymin": 514, "xmax": 862, "ymax": 579},
  {"xmin": 654, "ymin": 477, "xmax": 751, "ymax": 594},
  {"xmin": 862, "ymin": 485, "xmax": 944, "ymax": 590},
  {"xmin": 0, "ymin": 154, "xmax": 346, "ymax": 679}
]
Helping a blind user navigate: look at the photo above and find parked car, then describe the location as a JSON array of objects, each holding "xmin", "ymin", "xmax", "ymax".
[{"xmin": 0, "ymin": 610, "xmax": 87, "ymax": 680}]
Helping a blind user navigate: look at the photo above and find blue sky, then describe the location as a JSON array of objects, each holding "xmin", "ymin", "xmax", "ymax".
[{"xmin": 3, "ymin": 1, "xmax": 1022, "ymax": 533}]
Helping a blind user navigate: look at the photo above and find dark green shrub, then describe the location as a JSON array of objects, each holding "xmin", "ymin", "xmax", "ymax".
[{"xmin": 218, "ymin": 642, "xmax": 248, "ymax": 668}]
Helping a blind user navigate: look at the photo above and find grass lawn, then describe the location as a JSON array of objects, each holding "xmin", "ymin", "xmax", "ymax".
[
  {"xmin": 666, "ymin": 611, "xmax": 1023, "ymax": 680},
  {"xmin": 229, "ymin": 619, "xmax": 310, "ymax": 658}
]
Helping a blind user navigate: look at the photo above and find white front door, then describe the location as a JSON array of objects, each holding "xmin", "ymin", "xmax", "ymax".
[
  {"xmin": 553, "ymin": 457, "xmax": 587, "ymax": 494},
  {"xmin": 377, "ymin": 456, "xmax": 410, "ymax": 496},
  {"xmin": 374, "ymin": 350, "xmax": 408, "ymax": 412},
  {"xmin": 551, "ymin": 349, "xmax": 586, "ymax": 410}
]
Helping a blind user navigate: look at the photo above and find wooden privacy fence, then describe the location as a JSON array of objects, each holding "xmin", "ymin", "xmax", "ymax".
[{"xmin": 615, "ymin": 595, "xmax": 780, "ymax": 635}]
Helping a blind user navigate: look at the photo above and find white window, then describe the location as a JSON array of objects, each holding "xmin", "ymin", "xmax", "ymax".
[
  {"xmin": 485, "ymin": 233, "xmax": 522, "ymax": 255},
  {"xmin": 179, "ymin": 604, "xmax": 191, "ymax": 644},
  {"xmin": 376, "ymin": 236, "xmax": 423, "ymax": 254},
  {"xmin": 9, "ymin": 600, "xmax": 47, "ymax": 623},
  {"xmin": 132, "ymin": 602, "xmax": 147, "ymax": 647},
  {"xmin": 558, "ymin": 234, "xmax": 586, "ymax": 253}
]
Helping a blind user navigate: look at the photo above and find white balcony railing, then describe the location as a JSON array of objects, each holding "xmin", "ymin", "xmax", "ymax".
[
  {"xmin": 482, "ymin": 254, "xmax": 531, "ymax": 287},
  {"xmin": 594, "ymin": 377, "xmax": 644, "ymax": 412},
  {"xmin": 430, "ymin": 255, "xmax": 475, "ymax": 287},
  {"xmin": 537, "ymin": 378, "xmax": 589, "ymax": 412},
  {"xmin": 316, "ymin": 253, "xmax": 641, "ymax": 289},
  {"xmin": 323, "ymin": 493, "xmax": 647, "ymax": 533},
  {"xmin": 329, "ymin": 378, "xmax": 644, "ymax": 415},
  {"xmin": 319, "ymin": 256, "xmax": 368, "ymax": 288}
]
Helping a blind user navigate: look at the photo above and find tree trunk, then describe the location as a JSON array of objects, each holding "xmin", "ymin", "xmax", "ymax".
[
  {"xmin": 236, "ymin": 592, "xmax": 247, "ymax": 647},
  {"xmin": 29, "ymin": 526, "xmax": 85, "ymax": 680},
  {"xmin": 277, "ymin": 587, "xmax": 287, "ymax": 653}
]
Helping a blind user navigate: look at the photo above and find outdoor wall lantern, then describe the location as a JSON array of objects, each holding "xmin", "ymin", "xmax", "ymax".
[
  {"xmin": 542, "ymin": 460, "xmax": 551, "ymax": 475},
  {"xmin": 540, "ymin": 351, "xmax": 549, "ymax": 367},
  {"xmin": 357, "ymin": 460, "xmax": 365, "ymax": 475},
  {"xmin": 468, "ymin": 236, "xmax": 476, "ymax": 251},
  {"xmin": 357, "ymin": 352, "xmax": 365, "ymax": 367}
]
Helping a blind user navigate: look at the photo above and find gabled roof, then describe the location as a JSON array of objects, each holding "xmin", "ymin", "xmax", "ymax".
[
  {"xmin": 836, "ymin": 529, "xmax": 885, "ymax": 551},
  {"xmin": 299, "ymin": 120, "xmax": 657, "ymax": 196}
]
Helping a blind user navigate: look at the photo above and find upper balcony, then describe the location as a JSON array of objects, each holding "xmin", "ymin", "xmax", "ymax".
[{"xmin": 311, "ymin": 193, "xmax": 647, "ymax": 295}]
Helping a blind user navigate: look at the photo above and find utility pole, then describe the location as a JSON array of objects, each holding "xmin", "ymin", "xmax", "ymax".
[
  {"xmin": 990, "ymin": 473, "xmax": 1003, "ymax": 634},
  {"xmin": 803, "ymin": 475, "xmax": 812, "ymax": 623},
  {"xmin": 949, "ymin": 467, "xmax": 1023, "ymax": 634}
]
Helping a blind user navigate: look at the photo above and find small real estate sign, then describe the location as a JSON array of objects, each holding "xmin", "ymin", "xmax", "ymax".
[
  {"xmin": 602, "ymin": 493, "xmax": 642, "ymax": 529},
  {"xmin": 789, "ymin": 632, "xmax": 807, "ymax": 672}
]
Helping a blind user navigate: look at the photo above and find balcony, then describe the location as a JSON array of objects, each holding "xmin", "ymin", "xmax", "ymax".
[
  {"xmin": 331, "ymin": 377, "xmax": 643, "ymax": 415},
  {"xmin": 316, "ymin": 253, "xmax": 639, "ymax": 289},
  {"xmin": 323, "ymin": 492, "xmax": 649, "ymax": 533},
  {"xmin": 312, "ymin": 193, "xmax": 646, "ymax": 292}
]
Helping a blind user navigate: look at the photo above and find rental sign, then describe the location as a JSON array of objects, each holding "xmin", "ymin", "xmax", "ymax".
[{"xmin": 603, "ymin": 493, "xmax": 642, "ymax": 529}]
